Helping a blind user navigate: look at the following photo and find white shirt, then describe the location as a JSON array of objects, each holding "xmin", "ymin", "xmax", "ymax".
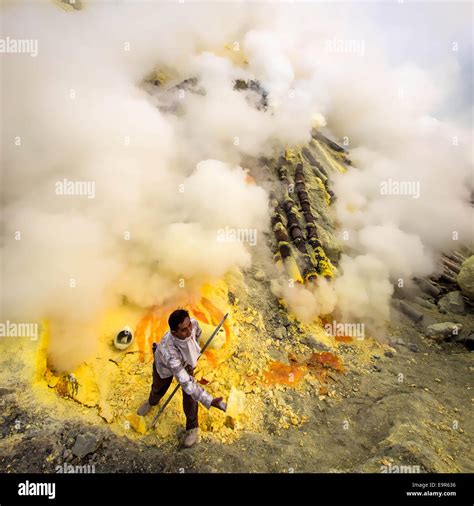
[{"xmin": 154, "ymin": 318, "xmax": 213, "ymax": 409}]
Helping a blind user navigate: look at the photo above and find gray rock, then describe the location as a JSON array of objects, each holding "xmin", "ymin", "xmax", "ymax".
[
  {"xmin": 457, "ymin": 256, "xmax": 474, "ymax": 300},
  {"xmin": 437, "ymin": 291, "xmax": 465, "ymax": 315},
  {"xmin": 300, "ymin": 334, "xmax": 331, "ymax": 351},
  {"xmin": 268, "ymin": 347, "xmax": 290, "ymax": 365},
  {"xmin": 72, "ymin": 432, "xmax": 99, "ymax": 459},
  {"xmin": 63, "ymin": 449, "xmax": 72, "ymax": 460},
  {"xmin": 274, "ymin": 326, "xmax": 287, "ymax": 340},
  {"xmin": 408, "ymin": 343, "xmax": 420, "ymax": 353},
  {"xmin": 426, "ymin": 322, "xmax": 463, "ymax": 341},
  {"xmin": 253, "ymin": 269, "xmax": 266, "ymax": 282},
  {"xmin": 453, "ymin": 329, "xmax": 474, "ymax": 350}
]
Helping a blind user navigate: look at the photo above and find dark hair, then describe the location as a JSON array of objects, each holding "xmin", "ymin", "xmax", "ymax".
[{"xmin": 168, "ymin": 309, "xmax": 190, "ymax": 331}]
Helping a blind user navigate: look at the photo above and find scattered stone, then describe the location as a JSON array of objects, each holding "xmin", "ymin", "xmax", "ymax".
[
  {"xmin": 384, "ymin": 351, "xmax": 394, "ymax": 358},
  {"xmin": 457, "ymin": 255, "xmax": 474, "ymax": 300},
  {"xmin": 373, "ymin": 365, "xmax": 382, "ymax": 372},
  {"xmin": 393, "ymin": 337, "xmax": 405, "ymax": 346},
  {"xmin": 253, "ymin": 269, "xmax": 266, "ymax": 282},
  {"xmin": 268, "ymin": 347, "xmax": 290, "ymax": 364},
  {"xmin": 426, "ymin": 322, "xmax": 463, "ymax": 341},
  {"xmin": 274, "ymin": 326, "xmax": 287, "ymax": 340},
  {"xmin": 453, "ymin": 330, "xmax": 474, "ymax": 350},
  {"xmin": 438, "ymin": 291, "xmax": 466, "ymax": 315},
  {"xmin": 63, "ymin": 449, "xmax": 72, "ymax": 460},
  {"xmin": 71, "ymin": 432, "xmax": 99, "ymax": 459},
  {"xmin": 408, "ymin": 343, "xmax": 420, "ymax": 353}
]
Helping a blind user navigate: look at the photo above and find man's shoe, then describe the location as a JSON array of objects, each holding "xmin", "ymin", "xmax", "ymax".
[
  {"xmin": 183, "ymin": 428, "xmax": 199, "ymax": 448},
  {"xmin": 137, "ymin": 401, "xmax": 152, "ymax": 416}
]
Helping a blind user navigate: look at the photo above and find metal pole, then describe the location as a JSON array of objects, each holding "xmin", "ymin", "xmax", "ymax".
[{"xmin": 149, "ymin": 313, "xmax": 228, "ymax": 429}]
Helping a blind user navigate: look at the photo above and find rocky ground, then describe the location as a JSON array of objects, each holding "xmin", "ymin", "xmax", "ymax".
[{"xmin": 1, "ymin": 298, "xmax": 472, "ymax": 474}]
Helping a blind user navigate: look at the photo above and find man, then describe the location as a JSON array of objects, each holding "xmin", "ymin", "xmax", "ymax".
[{"xmin": 137, "ymin": 308, "xmax": 226, "ymax": 447}]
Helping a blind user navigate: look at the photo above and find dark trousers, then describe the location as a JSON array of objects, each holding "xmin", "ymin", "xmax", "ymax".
[{"xmin": 148, "ymin": 362, "xmax": 198, "ymax": 431}]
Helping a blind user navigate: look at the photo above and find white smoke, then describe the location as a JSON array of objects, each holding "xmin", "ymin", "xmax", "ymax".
[
  {"xmin": 265, "ymin": 2, "xmax": 473, "ymax": 329},
  {"xmin": 1, "ymin": 1, "xmax": 472, "ymax": 368}
]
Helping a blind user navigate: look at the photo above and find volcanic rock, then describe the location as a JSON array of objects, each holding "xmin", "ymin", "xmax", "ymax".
[
  {"xmin": 457, "ymin": 255, "xmax": 474, "ymax": 300},
  {"xmin": 72, "ymin": 432, "xmax": 99, "ymax": 459},
  {"xmin": 437, "ymin": 291, "xmax": 465, "ymax": 315},
  {"xmin": 426, "ymin": 322, "xmax": 463, "ymax": 341}
]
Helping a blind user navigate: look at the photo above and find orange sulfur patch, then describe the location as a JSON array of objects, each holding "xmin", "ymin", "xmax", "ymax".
[
  {"xmin": 200, "ymin": 297, "xmax": 230, "ymax": 343},
  {"xmin": 134, "ymin": 296, "xmax": 229, "ymax": 362},
  {"xmin": 135, "ymin": 312, "xmax": 171, "ymax": 362},
  {"xmin": 190, "ymin": 308, "xmax": 209, "ymax": 324},
  {"xmin": 203, "ymin": 349, "xmax": 218, "ymax": 368},
  {"xmin": 262, "ymin": 361, "xmax": 306, "ymax": 386},
  {"xmin": 308, "ymin": 352, "xmax": 344, "ymax": 372},
  {"xmin": 335, "ymin": 335, "xmax": 353, "ymax": 343}
]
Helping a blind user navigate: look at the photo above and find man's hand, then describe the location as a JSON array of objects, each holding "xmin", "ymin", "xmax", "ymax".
[{"xmin": 211, "ymin": 396, "xmax": 227, "ymax": 412}]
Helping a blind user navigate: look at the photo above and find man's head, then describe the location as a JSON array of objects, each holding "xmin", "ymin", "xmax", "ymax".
[{"xmin": 168, "ymin": 309, "xmax": 192, "ymax": 339}]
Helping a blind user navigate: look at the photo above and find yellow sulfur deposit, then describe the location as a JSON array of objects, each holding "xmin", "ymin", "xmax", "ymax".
[
  {"xmin": 226, "ymin": 386, "xmax": 246, "ymax": 419},
  {"xmin": 315, "ymin": 176, "xmax": 332, "ymax": 206},
  {"xmin": 284, "ymin": 148, "xmax": 301, "ymax": 165},
  {"xmin": 127, "ymin": 413, "xmax": 147, "ymax": 435},
  {"xmin": 313, "ymin": 246, "xmax": 336, "ymax": 278},
  {"xmin": 18, "ymin": 269, "xmax": 371, "ymax": 449},
  {"xmin": 284, "ymin": 255, "xmax": 304, "ymax": 284},
  {"xmin": 198, "ymin": 322, "xmax": 226, "ymax": 351},
  {"xmin": 212, "ymin": 44, "xmax": 249, "ymax": 67},
  {"xmin": 312, "ymin": 139, "xmax": 347, "ymax": 174}
]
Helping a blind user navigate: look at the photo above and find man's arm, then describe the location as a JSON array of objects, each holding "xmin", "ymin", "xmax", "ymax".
[{"xmin": 163, "ymin": 347, "xmax": 213, "ymax": 409}]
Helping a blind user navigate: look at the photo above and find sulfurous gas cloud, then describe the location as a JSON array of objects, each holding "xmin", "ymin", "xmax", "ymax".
[{"xmin": 1, "ymin": 1, "xmax": 472, "ymax": 369}]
